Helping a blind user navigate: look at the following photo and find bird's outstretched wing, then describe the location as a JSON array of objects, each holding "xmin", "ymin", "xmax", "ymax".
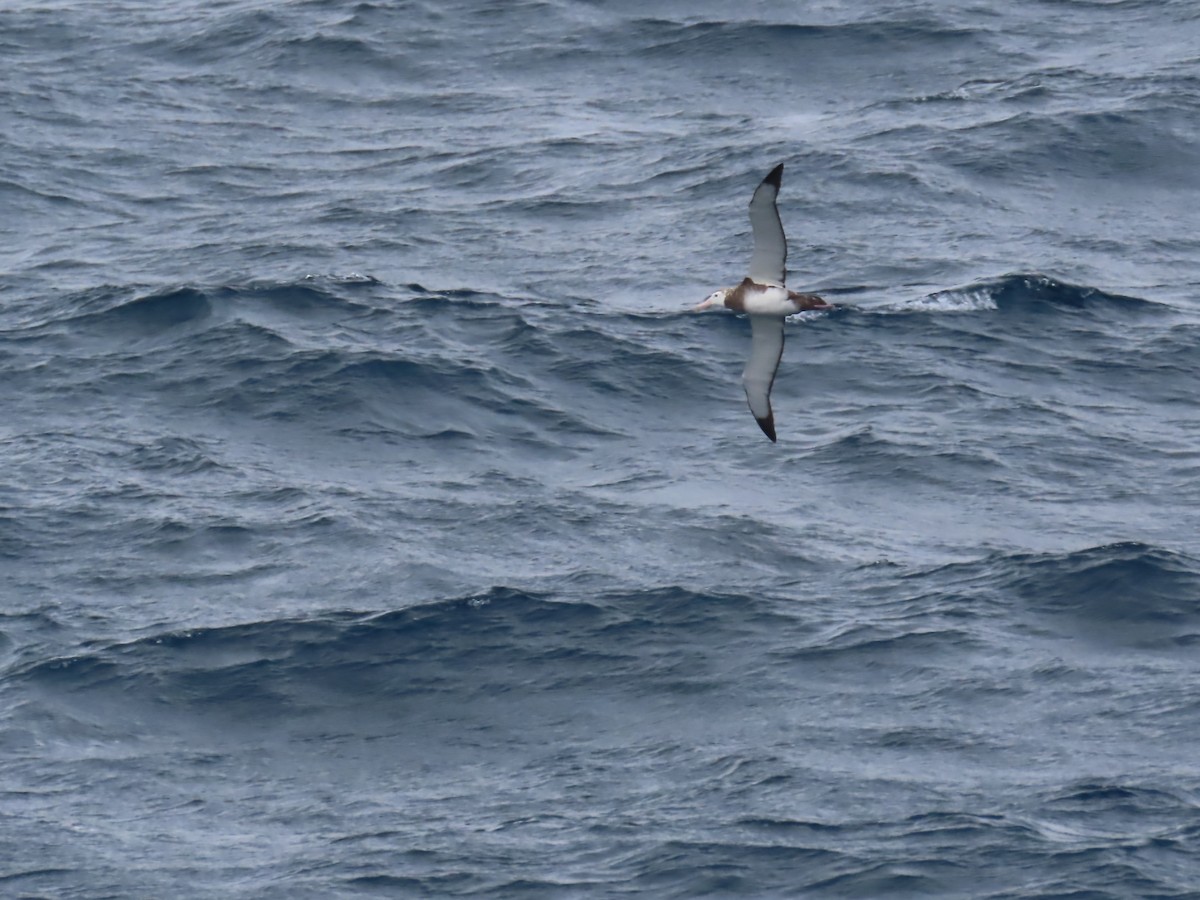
[
  {"xmin": 743, "ymin": 314, "xmax": 784, "ymax": 442},
  {"xmin": 747, "ymin": 163, "xmax": 787, "ymax": 287}
]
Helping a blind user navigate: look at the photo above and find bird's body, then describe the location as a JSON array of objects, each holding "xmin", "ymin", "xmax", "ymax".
[
  {"xmin": 715, "ymin": 278, "xmax": 828, "ymax": 317},
  {"xmin": 693, "ymin": 164, "xmax": 830, "ymax": 442}
]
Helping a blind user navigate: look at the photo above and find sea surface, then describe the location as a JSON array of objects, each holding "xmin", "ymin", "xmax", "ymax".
[{"xmin": 3, "ymin": 1, "xmax": 1200, "ymax": 897}]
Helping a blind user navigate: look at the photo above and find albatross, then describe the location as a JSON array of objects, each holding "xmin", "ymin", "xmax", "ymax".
[{"xmin": 693, "ymin": 163, "xmax": 830, "ymax": 442}]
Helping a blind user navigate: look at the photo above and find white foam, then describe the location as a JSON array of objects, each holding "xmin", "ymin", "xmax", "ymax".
[{"xmin": 879, "ymin": 288, "xmax": 999, "ymax": 313}]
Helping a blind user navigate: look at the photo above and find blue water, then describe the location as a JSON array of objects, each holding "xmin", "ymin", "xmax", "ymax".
[{"xmin": 3, "ymin": 1, "xmax": 1200, "ymax": 896}]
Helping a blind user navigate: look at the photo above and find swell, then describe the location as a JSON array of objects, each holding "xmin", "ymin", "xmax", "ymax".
[
  {"xmin": 899, "ymin": 273, "xmax": 1163, "ymax": 315},
  {"xmin": 864, "ymin": 275, "xmax": 1187, "ymax": 406},
  {"xmin": 5, "ymin": 282, "xmax": 572, "ymax": 436},
  {"xmin": 5, "ymin": 280, "xmax": 730, "ymax": 442},
  {"xmin": 935, "ymin": 107, "xmax": 1200, "ymax": 187},
  {"xmin": 8, "ymin": 586, "xmax": 793, "ymax": 718},
  {"xmin": 16, "ymin": 538, "xmax": 1195, "ymax": 726},
  {"xmin": 907, "ymin": 541, "xmax": 1200, "ymax": 647},
  {"xmin": 616, "ymin": 17, "xmax": 985, "ymax": 58},
  {"xmin": 3, "ymin": 273, "xmax": 1187, "ymax": 468}
]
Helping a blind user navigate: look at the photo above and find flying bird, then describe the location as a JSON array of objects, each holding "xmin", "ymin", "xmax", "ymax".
[{"xmin": 693, "ymin": 163, "xmax": 830, "ymax": 442}]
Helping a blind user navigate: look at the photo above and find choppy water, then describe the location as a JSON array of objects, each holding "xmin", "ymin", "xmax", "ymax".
[{"xmin": 3, "ymin": 1, "xmax": 1200, "ymax": 897}]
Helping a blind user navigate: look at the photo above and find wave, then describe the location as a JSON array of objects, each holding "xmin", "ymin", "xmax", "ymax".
[
  {"xmin": 55, "ymin": 277, "xmax": 386, "ymax": 332},
  {"xmin": 6, "ymin": 271, "xmax": 1181, "ymax": 469},
  {"xmin": 944, "ymin": 107, "xmax": 1200, "ymax": 187},
  {"xmin": 999, "ymin": 542, "xmax": 1200, "ymax": 627},
  {"xmin": 913, "ymin": 541, "xmax": 1200, "ymax": 647},
  {"xmin": 83, "ymin": 286, "xmax": 214, "ymax": 333},
  {"xmin": 794, "ymin": 425, "xmax": 1002, "ymax": 486},
  {"xmin": 621, "ymin": 17, "xmax": 984, "ymax": 59},
  {"xmin": 36, "ymin": 274, "xmax": 1164, "ymax": 360},
  {"xmin": 25, "ymin": 279, "xmax": 720, "ymax": 440},
  {"xmin": 127, "ymin": 434, "xmax": 227, "ymax": 475},
  {"xmin": 9, "ymin": 586, "xmax": 793, "ymax": 720},
  {"xmin": 886, "ymin": 273, "xmax": 1161, "ymax": 315}
]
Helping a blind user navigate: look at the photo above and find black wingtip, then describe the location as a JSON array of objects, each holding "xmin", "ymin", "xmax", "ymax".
[
  {"xmin": 755, "ymin": 414, "xmax": 777, "ymax": 442},
  {"xmin": 763, "ymin": 163, "xmax": 784, "ymax": 189}
]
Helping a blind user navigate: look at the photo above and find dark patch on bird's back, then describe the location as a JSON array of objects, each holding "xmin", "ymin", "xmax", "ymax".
[
  {"xmin": 788, "ymin": 290, "xmax": 830, "ymax": 311},
  {"xmin": 725, "ymin": 282, "xmax": 747, "ymax": 312}
]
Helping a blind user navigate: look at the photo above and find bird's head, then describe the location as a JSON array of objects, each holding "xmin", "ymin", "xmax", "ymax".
[{"xmin": 693, "ymin": 288, "xmax": 732, "ymax": 312}]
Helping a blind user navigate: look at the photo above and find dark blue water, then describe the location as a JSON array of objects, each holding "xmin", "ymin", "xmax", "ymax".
[{"xmin": 3, "ymin": 1, "xmax": 1200, "ymax": 896}]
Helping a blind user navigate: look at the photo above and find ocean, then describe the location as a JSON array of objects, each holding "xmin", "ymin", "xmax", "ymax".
[{"xmin": 3, "ymin": 0, "xmax": 1199, "ymax": 896}]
